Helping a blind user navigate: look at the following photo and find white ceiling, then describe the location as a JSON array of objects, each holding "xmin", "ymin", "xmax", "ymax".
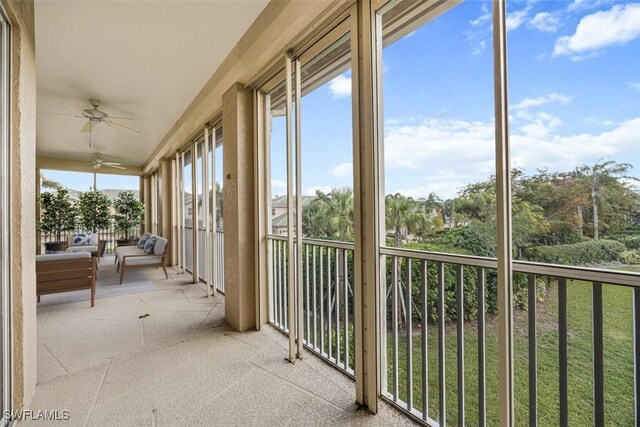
[{"xmin": 35, "ymin": 0, "xmax": 269, "ymax": 168}]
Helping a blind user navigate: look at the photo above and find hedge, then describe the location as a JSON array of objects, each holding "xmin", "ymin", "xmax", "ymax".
[
  {"xmin": 618, "ymin": 235, "xmax": 640, "ymax": 250},
  {"xmin": 524, "ymin": 239, "xmax": 626, "ymax": 266}
]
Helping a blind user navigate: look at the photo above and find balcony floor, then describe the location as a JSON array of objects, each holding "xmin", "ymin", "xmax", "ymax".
[{"xmin": 27, "ymin": 258, "xmax": 414, "ymax": 426}]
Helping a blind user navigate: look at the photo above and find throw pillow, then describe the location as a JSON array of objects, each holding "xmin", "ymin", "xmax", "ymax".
[
  {"xmin": 138, "ymin": 233, "xmax": 152, "ymax": 249},
  {"xmin": 73, "ymin": 233, "xmax": 89, "ymax": 246},
  {"xmin": 144, "ymin": 236, "xmax": 158, "ymax": 254}
]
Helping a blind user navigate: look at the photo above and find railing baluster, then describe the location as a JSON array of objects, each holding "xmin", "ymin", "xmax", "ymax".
[
  {"xmin": 328, "ymin": 247, "xmax": 333, "ymax": 360},
  {"xmin": 559, "ymin": 277, "xmax": 568, "ymax": 427},
  {"xmin": 336, "ymin": 248, "xmax": 341, "ymax": 367},
  {"xmin": 528, "ymin": 274, "xmax": 538, "ymax": 427},
  {"xmin": 305, "ymin": 243, "xmax": 310, "ymax": 344},
  {"xmin": 477, "ymin": 267, "xmax": 486, "ymax": 427},
  {"xmin": 406, "ymin": 258, "xmax": 413, "ymax": 411},
  {"xmin": 313, "ymin": 245, "xmax": 317, "ymax": 351},
  {"xmin": 275, "ymin": 240, "xmax": 280, "ymax": 327},
  {"xmin": 320, "ymin": 246, "xmax": 325, "ymax": 355},
  {"xmin": 634, "ymin": 288, "xmax": 640, "ymax": 426},
  {"xmin": 437, "ymin": 261, "xmax": 446, "ymax": 426},
  {"xmin": 392, "ymin": 255, "xmax": 399, "ymax": 401},
  {"xmin": 593, "ymin": 281, "xmax": 604, "ymax": 426},
  {"xmin": 344, "ymin": 248, "xmax": 349, "ymax": 371},
  {"xmin": 456, "ymin": 264, "xmax": 465, "ymax": 426},
  {"xmin": 421, "ymin": 260, "xmax": 428, "ymax": 422}
]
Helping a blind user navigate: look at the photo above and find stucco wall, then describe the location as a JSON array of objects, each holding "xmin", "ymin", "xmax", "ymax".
[{"xmin": 2, "ymin": 0, "xmax": 37, "ymax": 410}]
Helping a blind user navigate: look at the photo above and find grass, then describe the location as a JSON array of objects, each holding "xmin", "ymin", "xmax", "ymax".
[{"xmin": 385, "ymin": 269, "xmax": 639, "ymax": 426}]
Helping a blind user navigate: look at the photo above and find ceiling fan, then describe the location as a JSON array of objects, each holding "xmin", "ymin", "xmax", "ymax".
[
  {"xmin": 44, "ymin": 99, "xmax": 142, "ymax": 136},
  {"xmin": 89, "ymin": 153, "xmax": 126, "ymax": 170}
]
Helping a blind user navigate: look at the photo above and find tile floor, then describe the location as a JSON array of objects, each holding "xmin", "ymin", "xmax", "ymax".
[{"xmin": 25, "ymin": 259, "xmax": 416, "ymax": 426}]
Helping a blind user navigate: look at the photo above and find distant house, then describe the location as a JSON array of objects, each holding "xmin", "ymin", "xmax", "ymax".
[{"xmin": 270, "ymin": 195, "xmax": 317, "ymax": 235}]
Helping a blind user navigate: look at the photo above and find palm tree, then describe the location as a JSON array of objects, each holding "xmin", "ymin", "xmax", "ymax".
[
  {"xmin": 576, "ymin": 161, "xmax": 638, "ymax": 239},
  {"xmin": 385, "ymin": 193, "xmax": 431, "ymax": 328},
  {"xmin": 385, "ymin": 193, "xmax": 431, "ymax": 247},
  {"xmin": 327, "ymin": 188, "xmax": 354, "ymax": 242}
]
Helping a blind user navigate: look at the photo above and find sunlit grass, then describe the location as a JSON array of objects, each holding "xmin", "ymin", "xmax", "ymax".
[{"xmin": 386, "ymin": 269, "xmax": 638, "ymax": 426}]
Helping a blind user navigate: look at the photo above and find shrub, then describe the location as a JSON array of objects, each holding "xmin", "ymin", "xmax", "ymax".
[
  {"xmin": 524, "ymin": 239, "xmax": 626, "ymax": 266},
  {"xmin": 619, "ymin": 236, "xmax": 640, "ymax": 250},
  {"xmin": 619, "ymin": 250, "xmax": 640, "ymax": 265}
]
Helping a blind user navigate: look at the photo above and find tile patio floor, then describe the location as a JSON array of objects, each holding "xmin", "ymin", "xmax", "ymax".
[{"xmin": 25, "ymin": 258, "xmax": 415, "ymax": 426}]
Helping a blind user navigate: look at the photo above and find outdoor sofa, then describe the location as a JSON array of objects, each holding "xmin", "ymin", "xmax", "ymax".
[
  {"xmin": 115, "ymin": 233, "xmax": 169, "ymax": 284},
  {"xmin": 36, "ymin": 252, "xmax": 97, "ymax": 307}
]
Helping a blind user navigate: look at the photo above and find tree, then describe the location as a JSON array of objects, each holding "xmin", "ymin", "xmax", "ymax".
[
  {"xmin": 385, "ymin": 193, "xmax": 431, "ymax": 247},
  {"xmin": 113, "ymin": 191, "xmax": 144, "ymax": 240},
  {"xmin": 40, "ymin": 189, "xmax": 78, "ymax": 243},
  {"xmin": 77, "ymin": 189, "xmax": 111, "ymax": 233},
  {"xmin": 576, "ymin": 161, "xmax": 638, "ymax": 239}
]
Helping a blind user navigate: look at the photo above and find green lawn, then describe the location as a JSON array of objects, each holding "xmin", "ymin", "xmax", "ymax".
[{"xmin": 386, "ymin": 269, "xmax": 638, "ymax": 426}]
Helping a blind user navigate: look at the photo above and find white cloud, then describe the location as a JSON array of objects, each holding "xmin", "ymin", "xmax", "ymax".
[
  {"xmin": 528, "ymin": 11, "xmax": 562, "ymax": 32},
  {"xmin": 331, "ymin": 162, "xmax": 353, "ymax": 178},
  {"xmin": 472, "ymin": 40, "xmax": 487, "ymax": 56},
  {"xmin": 470, "ymin": 12, "xmax": 491, "ymax": 27},
  {"xmin": 507, "ymin": 5, "xmax": 532, "ymax": 31},
  {"xmin": 511, "ymin": 93, "xmax": 572, "ymax": 111},
  {"xmin": 382, "ymin": 112, "xmax": 640, "ymax": 199},
  {"xmin": 305, "ymin": 185, "xmax": 332, "ymax": 196},
  {"xmin": 567, "ymin": 0, "xmax": 612, "ymax": 13},
  {"xmin": 328, "ymin": 75, "xmax": 351, "ymax": 98},
  {"xmin": 271, "ymin": 179, "xmax": 286, "ymax": 193},
  {"xmin": 553, "ymin": 3, "xmax": 640, "ymax": 59},
  {"xmin": 629, "ymin": 82, "xmax": 640, "ymax": 90}
]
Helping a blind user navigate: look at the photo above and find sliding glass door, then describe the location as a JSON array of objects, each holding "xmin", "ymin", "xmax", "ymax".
[{"xmin": 0, "ymin": 8, "xmax": 9, "ymax": 425}]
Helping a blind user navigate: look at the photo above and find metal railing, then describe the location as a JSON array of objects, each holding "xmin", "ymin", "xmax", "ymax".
[
  {"xmin": 40, "ymin": 223, "xmax": 136, "ymax": 254},
  {"xmin": 268, "ymin": 235, "xmax": 355, "ymax": 376},
  {"xmin": 268, "ymin": 235, "xmax": 640, "ymax": 426},
  {"xmin": 184, "ymin": 226, "xmax": 225, "ymax": 293},
  {"xmin": 380, "ymin": 246, "xmax": 640, "ymax": 426}
]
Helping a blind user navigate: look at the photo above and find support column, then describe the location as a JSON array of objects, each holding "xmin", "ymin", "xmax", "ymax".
[
  {"xmin": 142, "ymin": 175, "xmax": 152, "ymax": 233},
  {"xmin": 353, "ymin": 0, "xmax": 381, "ymax": 413},
  {"xmin": 35, "ymin": 168, "xmax": 41, "ymax": 255},
  {"xmin": 223, "ymin": 82, "xmax": 256, "ymax": 332},
  {"xmin": 159, "ymin": 157, "xmax": 173, "ymax": 265}
]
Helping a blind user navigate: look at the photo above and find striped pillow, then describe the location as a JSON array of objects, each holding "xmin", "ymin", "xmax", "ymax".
[{"xmin": 144, "ymin": 236, "xmax": 158, "ymax": 254}]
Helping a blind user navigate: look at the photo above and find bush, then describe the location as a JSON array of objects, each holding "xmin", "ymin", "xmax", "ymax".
[
  {"xmin": 389, "ymin": 242, "xmax": 546, "ymax": 324},
  {"xmin": 618, "ymin": 236, "xmax": 640, "ymax": 250},
  {"xmin": 524, "ymin": 239, "xmax": 626, "ymax": 266},
  {"xmin": 619, "ymin": 250, "xmax": 640, "ymax": 265}
]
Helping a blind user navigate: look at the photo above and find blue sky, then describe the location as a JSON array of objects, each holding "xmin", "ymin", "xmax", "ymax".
[{"xmin": 271, "ymin": 0, "xmax": 640, "ymax": 200}]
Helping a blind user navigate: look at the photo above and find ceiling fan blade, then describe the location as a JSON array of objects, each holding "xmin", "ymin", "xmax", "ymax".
[
  {"xmin": 60, "ymin": 102, "xmax": 85, "ymax": 112},
  {"xmin": 102, "ymin": 162, "xmax": 123, "ymax": 167},
  {"xmin": 108, "ymin": 116, "xmax": 136, "ymax": 121},
  {"xmin": 80, "ymin": 121, "xmax": 98, "ymax": 133},
  {"xmin": 39, "ymin": 112, "xmax": 84, "ymax": 118},
  {"xmin": 108, "ymin": 121, "xmax": 142, "ymax": 135},
  {"xmin": 105, "ymin": 163, "xmax": 126, "ymax": 170}
]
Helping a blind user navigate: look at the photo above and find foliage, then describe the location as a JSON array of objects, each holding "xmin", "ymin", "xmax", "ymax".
[
  {"xmin": 618, "ymin": 235, "xmax": 640, "ymax": 250},
  {"xmin": 385, "ymin": 193, "xmax": 433, "ymax": 247},
  {"xmin": 302, "ymin": 188, "xmax": 354, "ymax": 242},
  {"xmin": 524, "ymin": 239, "xmax": 626, "ymax": 266},
  {"xmin": 77, "ymin": 190, "xmax": 111, "ymax": 232},
  {"xmin": 619, "ymin": 250, "xmax": 640, "ymax": 265},
  {"xmin": 39, "ymin": 189, "xmax": 78, "ymax": 242},
  {"xmin": 113, "ymin": 191, "xmax": 144, "ymax": 239}
]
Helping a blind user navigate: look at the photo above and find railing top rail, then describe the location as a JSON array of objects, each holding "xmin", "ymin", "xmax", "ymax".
[
  {"xmin": 267, "ymin": 234, "xmax": 355, "ymax": 250},
  {"xmin": 381, "ymin": 245, "xmax": 640, "ymax": 288},
  {"xmin": 267, "ymin": 234, "xmax": 287, "ymax": 241},
  {"xmin": 381, "ymin": 246, "xmax": 497, "ymax": 268},
  {"xmin": 302, "ymin": 237, "xmax": 354, "ymax": 250}
]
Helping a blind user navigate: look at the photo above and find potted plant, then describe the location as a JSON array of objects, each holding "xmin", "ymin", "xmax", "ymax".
[
  {"xmin": 40, "ymin": 188, "xmax": 78, "ymax": 252},
  {"xmin": 113, "ymin": 191, "xmax": 144, "ymax": 246},
  {"xmin": 77, "ymin": 189, "xmax": 112, "ymax": 256}
]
